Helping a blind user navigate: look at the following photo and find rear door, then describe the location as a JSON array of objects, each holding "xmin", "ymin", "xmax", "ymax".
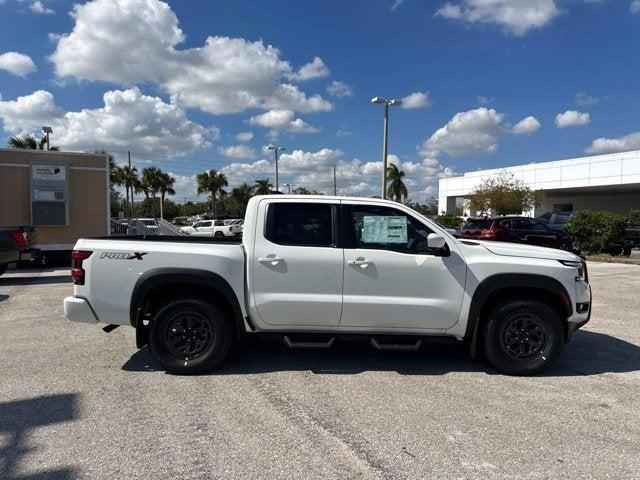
[
  {"xmin": 250, "ymin": 199, "xmax": 343, "ymax": 327},
  {"xmin": 340, "ymin": 203, "xmax": 466, "ymax": 330}
]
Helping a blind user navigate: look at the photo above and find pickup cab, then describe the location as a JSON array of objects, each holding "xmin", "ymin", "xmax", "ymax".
[{"xmin": 64, "ymin": 196, "xmax": 591, "ymax": 375}]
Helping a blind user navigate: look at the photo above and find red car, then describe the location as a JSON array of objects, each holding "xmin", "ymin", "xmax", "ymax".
[{"xmin": 458, "ymin": 216, "xmax": 574, "ymax": 251}]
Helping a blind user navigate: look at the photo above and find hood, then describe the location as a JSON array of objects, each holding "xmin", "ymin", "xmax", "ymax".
[{"xmin": 460, "ymin": 239, "xmax": 581, "ymax": 262}]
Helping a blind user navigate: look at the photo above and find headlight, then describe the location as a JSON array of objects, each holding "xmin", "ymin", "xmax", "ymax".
[{"xmin": 559, "ymin": 260, "xmax": 585, "ymax": 281}]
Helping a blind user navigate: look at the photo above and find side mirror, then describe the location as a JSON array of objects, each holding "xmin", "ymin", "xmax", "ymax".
[{"xmin": 427, "ymin": 233, "xmax": 446, "ymax": 249}]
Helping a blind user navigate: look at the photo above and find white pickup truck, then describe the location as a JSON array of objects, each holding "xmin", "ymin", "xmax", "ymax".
[{"xmin": 64, "ymin": 195, "xmax": 591, "ymax": 375}]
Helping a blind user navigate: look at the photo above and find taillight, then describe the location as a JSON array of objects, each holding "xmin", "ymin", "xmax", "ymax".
[
  {"xmin": 71, "ymin": 250, "xmax": 92, "ymax": 285},
  {"xmin": 9, "ymin": 230, "xmax": 28, "ymax": 249}
]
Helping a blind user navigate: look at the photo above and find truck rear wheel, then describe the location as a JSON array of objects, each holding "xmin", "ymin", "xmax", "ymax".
[
  {"xmin": 148, "ymin": 299, "xmax": 233, "ymax": 374},
  {"xmin": 0, "ymin": 264, "xmax": 6, "ymax": 276},
  {"xmin": 482, "ymin": 299, "xmax": 564, "ymax": 375}
]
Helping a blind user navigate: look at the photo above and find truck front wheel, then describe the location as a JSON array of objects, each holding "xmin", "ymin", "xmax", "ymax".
[
  {"xmin": 482, "ymin": 299, "xmax": 564, "ymax": 375},
  {"xmin": 149, "ymin": 299, "xmax": 233, "ymax": 374}
]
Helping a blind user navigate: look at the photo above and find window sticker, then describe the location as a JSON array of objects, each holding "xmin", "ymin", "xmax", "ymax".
[{"xmin": 362, "ymin": 216, "xmax": 407, "ymax": 244}]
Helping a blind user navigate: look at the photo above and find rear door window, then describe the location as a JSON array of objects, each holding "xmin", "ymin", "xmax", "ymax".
[{"xmin": 266, "ymin": 203, "xmax": 333, "ymax": 247}]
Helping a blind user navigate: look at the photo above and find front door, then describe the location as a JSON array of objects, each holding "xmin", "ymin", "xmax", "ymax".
[
  {"xmin": 251, "ymin": 200, "xmax": 344, "ymax": 327},
  {"xmin": 340, "ymin": 203, "xmax": 466, "ymax": 331}
]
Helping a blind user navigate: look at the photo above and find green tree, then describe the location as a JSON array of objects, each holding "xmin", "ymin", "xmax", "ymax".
[
  {"xmin": 468, "ymin": 171, "xmax": 538, "ymax": 216},
  {"xmin": 8, "ymin": 133, "xmax": 60, "ymax": 151},
  {"xmin": 117, "ymin": 165, "xmax": 139, "ymax": 218},
  {"xmin": 386, "ymin": 163, "xmax": 408, "ymax": 202},
  {"xmin": 229, "ymin": 183, "xmax": 254, "ymax": 217},
  {"xmin": 254, "ymin": 178, "xmax": 273, "ymax": 195},
  {"xmin": 196, "ymin": 169, "xmax": 229, "ymax": 219},
  {"xmin": 138, "ymin": 167, "xmax": 163, "ymax": 218},
  {"xmin": 158, "ymin": 172, "xmax": 176, "ymax": 219}
]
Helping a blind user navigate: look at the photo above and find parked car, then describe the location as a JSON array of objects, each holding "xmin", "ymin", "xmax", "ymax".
[
  {"xmin": 180, "ymin": 219, "xmax": 237, "ymax": 237},
  {"xmin": 458, "ymin": 216, "xmax": 574, "ymax": 251},
  {"xmin": 537, "ymin": 211, "xmax": 574, "ymax": 232},
  {"xmin": 64, "ymin": 195, "xmax": 591, "ymax": 376},
  {"xmin": 0, "ymin": 226, "xmax": 40, "ymax": 276}
]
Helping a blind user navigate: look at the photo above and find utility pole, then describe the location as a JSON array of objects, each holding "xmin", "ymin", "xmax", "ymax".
[
  {"xmin": 371, "ymin": 97, "xmax": 402, "ymax": 199},
  {"xmin": 333, "ymin": 164, "xmax": 337, "ymax": 196},
  {"xmin": 128, "ymin": 150, "xmax": 134, "ymax": 218},
  {"xmin": 267, "ymin": 145, "xmax": 285, "ymax": 192}
]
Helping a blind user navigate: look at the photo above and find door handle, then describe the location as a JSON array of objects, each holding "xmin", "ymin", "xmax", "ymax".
[
  {"xmin": 258, "ymin": 256, "xmax": 283, "ymax": 264},
  {"xmin": 347, "ymin": 258, "xmax": 371, "ymax": 267}
]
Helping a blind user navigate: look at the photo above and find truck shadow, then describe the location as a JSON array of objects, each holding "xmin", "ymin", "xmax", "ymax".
[
  {"xmin": 0, "ymin": 275, "xmax": 71, "ymax": 286},
  {"xmin": 122, "ymin": 330, "xmax": 640, "ymax": 377},
  {"xmin": 0, "ymin": 393, "xmax": 80, "ymax": 480}
]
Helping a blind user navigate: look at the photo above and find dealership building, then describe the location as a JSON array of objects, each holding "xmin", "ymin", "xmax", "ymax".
[{"xmin": 438, "ymin": 150, "xmax": 640, "ymax": 217}]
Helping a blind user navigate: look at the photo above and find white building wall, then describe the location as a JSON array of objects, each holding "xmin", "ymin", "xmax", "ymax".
[{"xmin": 438, "ymin": 150, "xmax": 640, "ymax": 215}]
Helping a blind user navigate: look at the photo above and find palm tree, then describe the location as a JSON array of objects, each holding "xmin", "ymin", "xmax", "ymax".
[
  {"xmin": 196, "ymin": 169, "xmax": 228, "ymax": 218},
  {"xmin": 158, "ymin": 172, "xmax": 176, "ymax": 220},
  {"xmin": 121, "ymin": 165, "xmax": 139, "ymax": 218},
  {"xmin": 140, "ymin": 167, "xmax": 163, "ymax": 218},
  {"xmin": 386, "ymin": 163, "xmax": 408, "ymax": 203},
  {"xmin": 112, "ymin": 165, "xmax": 128, "ymax": 215},
  {"xmin": 8, "ymin": 134, "xmax": 60, "ymax": 151},
  {"xmin": 254, "ymin": 178, "xmax": 273, "ymax": 195},
  {"xmin": 230, "ymin": 183, "xmax": 254, "ymax": 216}
]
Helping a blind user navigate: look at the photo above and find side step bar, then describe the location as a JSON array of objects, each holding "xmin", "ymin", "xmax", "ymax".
[
  {"xmin": 283, "ymin": 335, "xmax": 335, "ymax": 349},
  {"xmin": 370, "ymin": 337, "xmax": 423, "ymax": 351}
]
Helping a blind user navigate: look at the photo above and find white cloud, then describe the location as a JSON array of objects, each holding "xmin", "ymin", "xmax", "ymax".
[
  {"xmin": 477, "ymin": 95, "xmax": 494, "ymax": 105},
  {"xmin": 555, "ymin": 110, "xmax": 590, "ymax": 128},
  {"xmin": 327, "ymin": 80, "xmax": 354, "ymax": 98},
  {"xmin": 0, "ymin": 88, "xmax": 213, "ymax": 156},
  {"xmin": 220, "ymin": 148, "xmax": 456, "ymax": 199},
  {"xmin": 419, "ymin": 108, "xmax": 506, "ymax": 157},
  {"xmin": 391, "ymin": 0, "xmax": 405, "ymax": 10},
  {"xmin": 574, "ymin": 92, "xmax": 601, "ymax": 106},
  {"xmin": 49, "ymin": 0, "xmax": 332, "ymax": 115},
  {"xmin": 0, "ymin": 52, "xmax": 37, "ymax": 76},
  {"xmin": 512, "ymin": 116, "xmax": 541, "ymax": 134},
  {"xmin": 400, "ymin": 91, "xmax": 432, "ymax": 109},
  {"xmin": 631, "ymin": 0, "xmax": 640, "ymax": 14},
  {"xmin": 288, "ymin": 57, "xmax": 329, "ymax": 81},
  {"xmin": 248, "ymin": 109, "xmax": 318, "ymax": 136},
  {"xmin": 30, "ymin": 1, "xmax": 54, "ymax": 14},
  {"xmin": 0, "ymin": 90, "xmax": 63, "ymax": 132},
  {"xmin": 585, "ymin": 132, "xmax": 640, "ymax": 155},
  {"xmin": 419, "ymin": 108, "xmax": 539, "ymax": 158},
  {"xmin": 236, "ymin": 131, "xmax": 253, "ymax": 142},
  {"xmin": 218, "ymin": 144, "xmax": 257, "ymax": 159},
  {"xmin": 436, "ymin": 0, "xmax": 560, "ymax": 36}
]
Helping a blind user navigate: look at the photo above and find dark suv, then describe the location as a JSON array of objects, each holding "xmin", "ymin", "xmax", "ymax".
[{"xmin": 458, "ymin": 216, "xmax": 574, "ymax": 251}]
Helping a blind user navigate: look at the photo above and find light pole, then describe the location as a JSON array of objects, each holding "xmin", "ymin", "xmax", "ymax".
[
  {"xmin": 371, "ymin": 97, "xmax": 402, "ymax": 199},
  {"xmin": 267, "ymin": 145, "xmax": 286, "ymax": 192},
  {"xmin": 42, "ymin": 126, "xmax": 53, "ymax": 151},
  {"xmin": 283, "ymin": 183, "xmax": 293, "ymax": 194}
]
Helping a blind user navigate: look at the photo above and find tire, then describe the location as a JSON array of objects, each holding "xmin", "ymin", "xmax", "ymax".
[
  {"xmin": 148, "ymin": 298, "xmax": 234, "ymax": 374},
  {"xmin": 623, "ymin": 247, "xmax": 632, "ymax": 257},
  {"xmin": 0, "ymin": 263, "xmax": 6, "ymax": 276},
  {"xmin": 214, "ymin": 231, "xmax": 224, "ymax": 238},
  {"xmin": 482, "ymin": 299, "xmax": 564, "ymax": 375}
]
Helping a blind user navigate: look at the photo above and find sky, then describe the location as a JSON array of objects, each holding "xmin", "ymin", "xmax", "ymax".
[{"xmin": 0, "ymin": 0, "xmax": 639, "ymax": 202}]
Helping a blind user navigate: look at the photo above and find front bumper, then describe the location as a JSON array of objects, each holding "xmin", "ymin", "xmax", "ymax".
[
  {"xmin": 64, "ymin": 296, "xmax": 99, "ymax": 324},
  {"xmin": 566, "ymin": 281, "xmax": 592, "ymax": 340}
]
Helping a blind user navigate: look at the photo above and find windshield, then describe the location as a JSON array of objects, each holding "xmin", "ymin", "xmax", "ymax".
[{"xmin": 462, "ymin": 219, "xmax": 494, "ymax": 230}]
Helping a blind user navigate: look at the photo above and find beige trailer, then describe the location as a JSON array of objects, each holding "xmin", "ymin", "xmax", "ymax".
[{"xmin": 0, "ymin": 148, "xmax": 110, "ymax": 257}]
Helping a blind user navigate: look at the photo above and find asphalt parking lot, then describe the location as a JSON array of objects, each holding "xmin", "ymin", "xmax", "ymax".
[{"xmin": 1, "ymin": 263, "xmax": 639, "ymax": 480}]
